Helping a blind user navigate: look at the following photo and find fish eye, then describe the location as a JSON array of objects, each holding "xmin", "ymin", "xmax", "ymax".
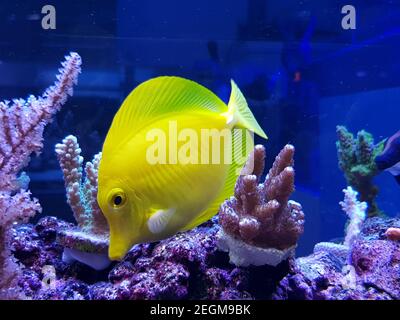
[
  {"xmin": 108, "ymin": 188, "xmax": 127, "ymax": 209},
  {"xmin": 112, "ymin": 193, "xmax": 126, "ymax": 208},
  {"xmin": 114, "ymin": 195, "xmax": 123, "ymax": 206}
]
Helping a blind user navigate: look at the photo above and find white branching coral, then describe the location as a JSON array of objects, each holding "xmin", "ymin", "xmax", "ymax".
[
  {"xmin": 55, "ymin": 135, "xmax": 107, "ymax": 235},
  {"xmin": 314, "ymin": 186, "xmax": 367, "ymax": 264},
  {"xmin": 55, "ymin": 135, "xmax": 109, "ymax": 270},
  {"xmin": 340, "ymin": 186, "xmax": 367, "ymax": 247}
]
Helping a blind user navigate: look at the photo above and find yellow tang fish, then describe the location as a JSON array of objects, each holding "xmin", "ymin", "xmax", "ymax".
[{"xmin": 97, "ymin": 76, "xmax": 267, "ymax": 260}]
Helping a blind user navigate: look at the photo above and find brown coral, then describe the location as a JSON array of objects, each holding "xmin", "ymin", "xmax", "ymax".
[
  {"xmin": 219, "ymin": 144, "xmax": 304, "ymax": 250},
  {"xmin": 385, "ymin": 227, "xmax": 400, "ymax": 241}
]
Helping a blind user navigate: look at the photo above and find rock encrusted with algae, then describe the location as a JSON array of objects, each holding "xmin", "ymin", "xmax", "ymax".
[
  {"xmin": 9, "ymin": 214, "xmax": 400, "ymax": 300},
  {"xmin": 217, "ymin": 144, "xmax": 305, "ymax": 267},
  {"xmin": 275, "ymin": 216, "xmax": 400, "ymax": 300},
  {"xmin": 10, "ymin": 216, "xmax": 291, "ymax": 300},
  {"xmin": 336, "ymin": 126, "xmax": 384, "ymax": 217}
]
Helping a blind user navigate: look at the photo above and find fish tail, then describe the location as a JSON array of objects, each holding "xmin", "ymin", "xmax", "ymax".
[{"xmin": 223, "ymin": 80, "xmax": 268, "ymax": 139}]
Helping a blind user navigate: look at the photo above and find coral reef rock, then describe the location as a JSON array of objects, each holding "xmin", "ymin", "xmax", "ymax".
[
  {"xmin": 8, "ymin": 213, "xmax": 400, "ymax": 300},
  {"xmin": 11, "ymin": 217, "xmax": 291, "ymax": 300},
  {"xmin": 275, "ymin": 216, "xmax": 400, "ymax": 300}
]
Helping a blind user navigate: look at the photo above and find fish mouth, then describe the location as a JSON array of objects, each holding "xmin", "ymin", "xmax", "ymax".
[
  {"xmin": 108, "ymin": 242, "xmax": 131, "ymax": 261},
  {"xmin": 108, "ymin": 229, "xmax": 135, "ymax": 261},
  {"xmin": 108, "ymin": 246, "xmax": 127, "ymax": 261}
]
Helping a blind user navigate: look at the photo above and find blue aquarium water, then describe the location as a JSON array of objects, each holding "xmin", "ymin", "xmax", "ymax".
[{"xmin": 1, "ymin": 0, "xmax": 400, "ymax": 301}]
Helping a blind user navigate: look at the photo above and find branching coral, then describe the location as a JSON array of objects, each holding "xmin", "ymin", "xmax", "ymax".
[
  {"xmin": 0, "ymin": 52, "xmax": 81, "ymax": 299},
  {"xmin": 55, "ymin": 135, "xmax": 107, "ymax": 235},
  {"xmin": 55, "ymin": 135, "xmax": 109, "ymax": 270},
  {"xmin": 336, "ymin": 126, "xmax": 384, "ymax": 217},
  {"xmin": 314, "ymin": 186, "xmax": 367, "ymax": 263},
  {"xmin": 217, "ymin": 144, "xmax": 305, "ymax": 267},
  {"xmin": 340, "ymin": 187, "xmax": 367, "ymax": 247},
  {"xmin": 0, "ymin": 52, "xmax": 82, "ymax": 190}
]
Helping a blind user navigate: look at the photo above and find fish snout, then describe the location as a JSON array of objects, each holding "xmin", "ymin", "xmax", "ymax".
[
  {"xmin": 108, "ymin": 236, "xmax": 131, "ymax": 261},
  {"xmin": 108, "ymin": 225, "xmax": 137, "ymax": 261}
]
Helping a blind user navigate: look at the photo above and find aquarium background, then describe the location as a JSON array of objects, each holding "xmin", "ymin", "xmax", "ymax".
[{"xmin": 0, "ymin": 0, "xmax": 399, "ymax": 256}]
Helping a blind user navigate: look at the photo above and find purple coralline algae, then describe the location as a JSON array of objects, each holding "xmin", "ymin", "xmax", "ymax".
[
  {"xmin": 350, "ymin": 217, "xmax": 400, "ymax": 299},
  {"xmin": 14, "ymin": 213, "xmax": 400, "ymax": 300},
  {"xmin": 274, "ymin": 216, "xmax": 400, "ymax": 300},
  {"xmin": 6, "ymin": 187, "xmax": 400, "ymax": 300},
  {"xmin": 11, "ymin": 216, "xmax": 292, "ymax": 300}
]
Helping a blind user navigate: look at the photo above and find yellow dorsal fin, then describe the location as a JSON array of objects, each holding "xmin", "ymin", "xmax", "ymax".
[
  {"xmin": 223, "ymin": 80, "xmax": 268, "ymax": 139},
  {"xmin": 103, "ymin": 76, "xmax": 227, "ymax": 154},
  {"xmin": 181, "ymin": 128, "xmax": 254, "ymax": 231}
]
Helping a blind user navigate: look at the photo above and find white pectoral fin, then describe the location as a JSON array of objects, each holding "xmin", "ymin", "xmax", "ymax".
[{"xmin": 147, "ymin": 207, "xmax": 176, "ymax": 234}]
